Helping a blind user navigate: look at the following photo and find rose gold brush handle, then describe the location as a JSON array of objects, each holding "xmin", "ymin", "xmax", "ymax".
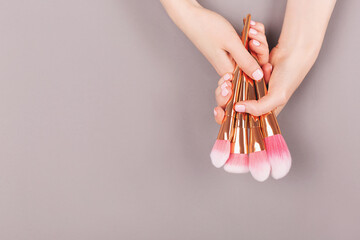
[
  {"xmin": 216, "ymin": 14, "xmax": 251, "ymax": 141},
  {"xmin": 240, "ymin": 15, "xmax": 281, "ymax": 138},
  {"xmin": 216, "ymin": 67, "xmax": 239, "ymax": 141},
  {"xmin": 231, "ymin": 71, "xmax": 249, "ymax": 154},
  {"xmin": 253, "ymin": 66, "xmax": 281, "ymax": 137},
  {"xmin": 230, "ymin": 14, "xmax": 251, "ymax": 154},
  {"xmin": 246, "ymin": 74, "xmax": 266, "ymax": 152}
]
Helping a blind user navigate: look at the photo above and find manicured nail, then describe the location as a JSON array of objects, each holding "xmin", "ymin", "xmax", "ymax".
[
  {"xmin": 221, "ymin": 82, "xmax": 228, "ymax": 89},
  {"xmin": 250, "ymin": 20, "xmax": 256, "ymax": 26},
  {"xmin": 214, "ymin": 108, "xmax": 217, "ymax": 116},
  {"xmin": 223, "ymin": 73, "xmax": 231, "ymax": 80},
  {"xmin": 253, "ymin": 40, "xmax": 260, "ymax": 46},
  {"xmin": 221, "ymin": 88, "xmax": 229, "ymax": 97},
  {"xmin": 235, "ymin": 105, "xmax": 245, "ymax": 112},
  {"xmin": 252, "ymin": 69, "xmax": 263, "ymax": 81},
  {"xmin": 249, "ymin": 28, "xmax": 257, "ymax": 35}
]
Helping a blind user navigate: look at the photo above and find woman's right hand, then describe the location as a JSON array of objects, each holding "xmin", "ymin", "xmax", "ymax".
[
  {"xmin": 214, "ymin": 20, "xmax": 272, "ymax": 124},
  {"xmin": 160, "ymin": 0, "xmax": 263, "ymax": 79}
]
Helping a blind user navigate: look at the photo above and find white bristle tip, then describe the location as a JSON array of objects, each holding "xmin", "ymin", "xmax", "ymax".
[{"xmin": 210, "ymin": 140, "xmax": 230, "ymax": 168}]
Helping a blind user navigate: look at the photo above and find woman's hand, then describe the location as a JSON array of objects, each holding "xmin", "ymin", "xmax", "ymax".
[
  {"xmin": 162, "ymin": 0, "xmax": 336, "ymax": 121},
  {"xmin": 234, "ymin": 45, "xmax": 315, "ymax": 117},
  {"xmin": 160, "ymin": 0, "xmax": 264, "ymax": 79},
  {"xmin": 233, "ymin": 0, "xmax": 336, "ymax": 117},
  {"xmin": 214, "ymin": 21, "xmax": 271, "ymax": 124}
]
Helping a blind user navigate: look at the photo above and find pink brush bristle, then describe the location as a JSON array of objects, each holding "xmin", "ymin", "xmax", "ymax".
[
  {"xmin": 223, "ymin": 153, "xmax": 249, "ymax": 173},
  {"xmin": 264, "ymin": 134, "xmax": 292, "ymax": 179},
  {"xmin": 210, "ymin": 139, "xmax": 230, "ymax": 168},
  {"xmin": 249, "ymin": 150, "xmax": 271, "ymax": 182}
]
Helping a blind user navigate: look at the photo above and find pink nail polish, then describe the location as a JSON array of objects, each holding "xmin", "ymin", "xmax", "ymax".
[
  {"xmin": 221, "ymin": 88, "xmax": 229, "ymax": 97},
  {"xmin": 250, "ymin": 20, "xmax": 256, "ymax": 26},
  {"xmin": 235, "ymin": 105, "xmax": 245, "ymax": 112},
  {"xmin": 249, "ymin": 28, "xmax": 257, "ymax": 35},
  {"xmin": 214, "ymin": 109, "xmax": 217, "ymax": 116},
  {"xmin": 253, "ymin": 40, "xmax": 260, "ymax": 46},
  {"xmin": 252, "ymin": 69, "xmax": 263, "ymax": 81},
  {"xmin": 221, "ymin": 82, "xmax": 227, "ymax": 89},
  {"xmin": 223, "ymin": 73, "xmax": 231, "ymax": 80}
]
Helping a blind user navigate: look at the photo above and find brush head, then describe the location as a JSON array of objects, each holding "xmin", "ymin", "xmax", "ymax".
[
  {"xmin": 265, "ymin": 134, "xmax": 291, "ymax": 179},
  {"xmin": 223, "ymin": 153, "xmax": 249, "ymax": 173},
  {"xmin": 210, "ymin": 140, "xmax": 230, "ymax": 168},
  {"xmin": 249, "ymin": 150, "xmax": 270, "ymax": 182}
]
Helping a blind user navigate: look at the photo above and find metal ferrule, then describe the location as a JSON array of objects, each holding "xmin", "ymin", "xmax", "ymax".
[
  {"xmin": 230, "ymin": 117, "xmax": 249, "ymax": 154},
  {"xmin": 253, "ymin": 78, "xmax": 281, "ymax": 137},
  {"xmin": 246, "ymin": 74, "xmax": 266, "ymax": 153},
  {"xmin": 249, "ymin": 127, "xmax": 266, "ymax": 153},
  {"xmin": 231, "ymin": 72, "xmax": 248, "ymax": 154},
  {"xmin": 260, "ymin": 113, "xmax": 281, "ymax": 138}
]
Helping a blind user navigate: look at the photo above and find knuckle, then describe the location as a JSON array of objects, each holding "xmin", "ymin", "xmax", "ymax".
[
  {"xmin": 248, "ymin": 102, "xmax": 261, "ymax": 116},
  {"xmin": 217, "ymin": 78, "xmax": 223, "ymax": 86},
  {"xmin": 253, "ymin": 107, "xmax": 262, "ymax": 116},
  {"xmin": 215, "ymin": 87, "xmax": 221, "ymax": 96},
  {"xmin": 225, "ymin": 36, "xmax": 241, "ymax": 50},
  {"xmin": 242, "ymin": 58, "xmax": 258, "ymax": 72}
]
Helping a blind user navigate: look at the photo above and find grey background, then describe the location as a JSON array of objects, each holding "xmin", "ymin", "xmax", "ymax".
[{"xmin": 0, "ymin": 0, "xmax": 359, "ymax": 239}]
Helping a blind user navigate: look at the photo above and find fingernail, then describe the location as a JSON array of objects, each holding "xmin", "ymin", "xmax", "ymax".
[
  {"xmin": 223, "ymin": 73, "xmax": 231, "ymax": 80},
  {"xmin": 253, "ymin": 40, "xmax": 260, "ymax": 46},
  {"xmin": 252, "ymin": 69, "xmax": 263, "ymax": 81},
  {"xmin": 221, "ymin": 82, "xmax": 228, "ymax": 89},
  {"xmin": 249, "ymin": 28, "xmax": 257, "ymax": 35},
  {"xmin": 221, "ymin": 88, "xmax": 229, "ymax": 97},
  {"xmin": 250, "ymin": 20, "xmax": 256, "ymax": 26},
  {"xmin": 214, "ymin": 108, "xmax": 217, "ymax": 116},
  {"xmin": 235, "ymin": 105, "xmax": 245, "ymax": 112}
]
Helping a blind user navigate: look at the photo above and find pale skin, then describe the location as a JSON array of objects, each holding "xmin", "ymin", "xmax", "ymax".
[{"xmin": 160, "ymin": 0, "xmax": 336, "ymax": 124}]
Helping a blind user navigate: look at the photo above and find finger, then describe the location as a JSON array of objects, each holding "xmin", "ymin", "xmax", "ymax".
[
  {"xmin": 262, "ymin": 63, "xmax": 273, "ymax": 84},
  {"xmin": 248, "ymin": 28, "xmax": 267, "ymax": 46},
  {"xmin": 225, "ymin": 37, "xmax": 263, "ymax": 81},
  {"xmin": 217, "ymin": 72, "xmax": 233, "ymax": 86},
  {"xmin": 213, "ymin": 50, "xmax": 236, "ymax": 76},
  {"xmin": 249, "ymin": 40, "xmax": 269, "ymax": 66},
  {"xmin": 249, "ymin": 20, "xmax": 265, "ymax": 34},
  {"xmin": 215, "ymin": 83, "xmax": 232, "ymax": 108},
  {"xmin": 214, "ymin": 106, "xmax": 225, "ymax": 125},
  {"xmin": 234, "ymin": 92, "xmax": 287, "ymax": 116}
]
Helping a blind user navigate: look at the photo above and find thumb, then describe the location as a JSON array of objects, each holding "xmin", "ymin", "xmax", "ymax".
[
  {"xmin": 226, "ymin": 38, "xmax": 264, "ymax": 81},
  {"xmin": 262, "ymin": 63, "xmax": 272, "ymax": 84},
  {"xmin": 234, "ymin": 92, "xmax": 287, "ymax": 116}
]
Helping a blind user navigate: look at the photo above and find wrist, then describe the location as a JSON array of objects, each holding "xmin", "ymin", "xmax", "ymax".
[
  {"xmin": 160, "ymin": 0, "xmax": 202, "ymax": 23},
  {"xmin": 270, "ymin": 43, "xmax": 320, "ymax": 92},
  {"xmin": 276, "ymin": 34, "xmax": 323, "ymax": 62},
  {"xmin": 272, "ymin": 41, "xmax": 321, "ymax": 73}
]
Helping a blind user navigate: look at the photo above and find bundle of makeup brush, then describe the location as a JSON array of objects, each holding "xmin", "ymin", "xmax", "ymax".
[{"xmin": 210, "ymin": 14, "xmax": 291, "ymax": 182}]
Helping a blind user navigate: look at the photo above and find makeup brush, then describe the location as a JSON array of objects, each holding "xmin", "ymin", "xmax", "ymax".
[
  {"xmin": 224, "ymin": 72, "xmax": 249, "ymax": 173},
  {"xmin": 253, "ymin": 76, "xmax": 292, "ymax": 179},
  {"xmin": 210, "ymin": 67, "xmax": 239, "ymax": 168},
  {"xmin": 210, "ymin": 15, "xmax": 253, "ymax": 168},
  {"xmin": 223, "ymin": 15, "xmax": 251, "ymax": 173},
  {"xmin": 246, "ymin": 74, "xmax": 270, "ymax": 181}
]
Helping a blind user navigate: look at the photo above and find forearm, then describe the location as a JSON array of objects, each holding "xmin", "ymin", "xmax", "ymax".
[
  {"xmin": 160, "ymin": 0, "xmax": 201, "ymax": 30},
  {"xmin": 160, "ymin": 1, "xmax": 269, "ymax": 78},
  {"xmin": 277, "ymin": 0, "xmax": 336, "ymax": 60}
]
